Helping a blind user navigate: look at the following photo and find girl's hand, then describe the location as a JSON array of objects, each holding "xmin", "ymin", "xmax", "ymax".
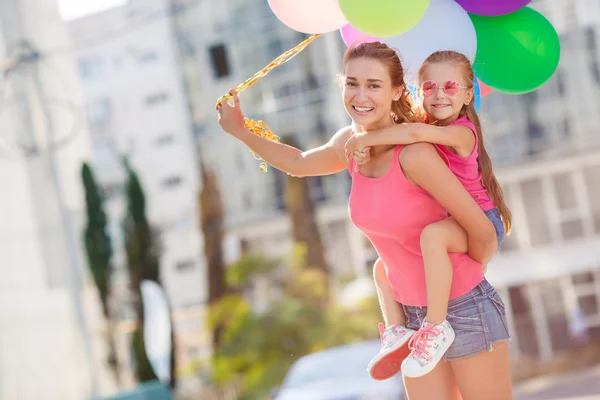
[
  {"xmin": 216, "ymin": 89, "xmax": 246, "ymax": 138},
  {"xmin": 344, "ymin": 131, "xmax": 369, "ymax": 161}
]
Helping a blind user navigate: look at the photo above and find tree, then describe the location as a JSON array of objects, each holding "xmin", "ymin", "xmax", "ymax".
[
  {"xmin": 80, "ymin": 162, "xmax": 120, "ymax": 385},
  {"xmin": 123, "ymin": 160, "xmax": 176, "ymax": 387},
  {"xmin": 199, "ymin": 162, "xmax": 227, "ymax": 347},
  {"xmin": 210, "ymin": 245, "xmax": 379, "ymax": 399},
  {"xmin": 282, "ymin": 137, "xmax": 330, "ymax": 291}
]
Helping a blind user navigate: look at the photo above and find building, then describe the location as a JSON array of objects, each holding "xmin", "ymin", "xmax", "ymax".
[
  {"xmin": 0, "ymin": 0, "xmax": 114, "ymax": 397},
  {"xmin": 68, "ymin": 0, "xmax": 208, "ymax": 384}
]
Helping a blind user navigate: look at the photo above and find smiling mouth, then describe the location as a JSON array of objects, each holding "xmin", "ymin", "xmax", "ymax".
[
  {"xmin": 432, "ymin": 104, "xmax": 450, "ymax": 108},
  {"xmin": 352, "ymin": 105, "xmax": 375, "ymax": 114}
]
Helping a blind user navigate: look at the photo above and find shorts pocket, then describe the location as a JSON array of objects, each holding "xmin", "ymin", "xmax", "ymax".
[
  {"xmin": 447, "ymin": 303, "xmax": 484, "ymax": 333},
  {"xmin": 490, "ymin": 291, "xmax": 506, "ymax": 316}
]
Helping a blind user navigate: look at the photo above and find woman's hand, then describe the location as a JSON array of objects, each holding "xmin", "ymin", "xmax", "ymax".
[
  {"xmin": 352, "ymin": 147, "xmax": 371, "ymax": 172},
  {"xmin": 216, "ymin": 89, "xmax": 246, "ymax": 138}
]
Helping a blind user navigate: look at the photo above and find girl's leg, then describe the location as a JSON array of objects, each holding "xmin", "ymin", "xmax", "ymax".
[
  {"xmin": 403, "ymin": 358, "xmax": 461, "ymax": 400},
  {"xmin": 450, "ymin": 344, "xmax": 512, "ymax": 400},
  {"xmin": 373, "ymin": 258, "xmax": 406, "ymax": 327},
  {"xmin": 402, "ymin": 217, "xmax": 469, "ymax": 378},
  {"xmin": 420, "ymin": 217, "xmax": 468, "ymax": 324}
]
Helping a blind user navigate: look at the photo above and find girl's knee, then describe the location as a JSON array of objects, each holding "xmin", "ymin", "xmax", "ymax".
[{"xmin": 420, "ymin": 223, "xmax": 450, "ymax": 250}]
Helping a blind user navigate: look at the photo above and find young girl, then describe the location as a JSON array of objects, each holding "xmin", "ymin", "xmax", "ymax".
[{"xmin": 345, "ymin": 50, "xmax": 512, "ymax": 379}]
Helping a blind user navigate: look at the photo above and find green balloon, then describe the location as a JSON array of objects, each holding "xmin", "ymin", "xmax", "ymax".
[
  {"xmin": 339, "ymin": 0, "xmax": 430, "ymax": 38},
  {"xmin": 471, "ymin": 8, "xmax": 560, "ymax": 94}
]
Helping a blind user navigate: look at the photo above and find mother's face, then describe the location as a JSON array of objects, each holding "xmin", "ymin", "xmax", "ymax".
[{"xmin": 342, "ymin": 57, "xmax": 402, "ymax": 129}]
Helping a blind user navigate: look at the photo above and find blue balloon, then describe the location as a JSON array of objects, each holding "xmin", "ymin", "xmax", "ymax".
[
  {"xmin": 473, "ymin": 77, "xmax": 481, "ymax": 112},
  {"xmin": 407, "ymin": 84, "xmax": 419, "ymax": 102}
]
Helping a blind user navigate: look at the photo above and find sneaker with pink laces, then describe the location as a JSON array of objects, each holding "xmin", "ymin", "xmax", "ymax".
[
  {"xmin": 367, "ymin": 323, "xmax": 415, "ymax": 380},
  {"xmin": 401, "ymin": 320, "xmax": 455, "ymax": 378}
]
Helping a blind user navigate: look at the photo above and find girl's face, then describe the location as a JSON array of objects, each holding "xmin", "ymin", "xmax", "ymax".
[
  {"xmin": 420, "ymin": 62, "xmax": 473, "ymax": 125},
  {"xmin": 342, "ymin": 57, "xmax": 401, "ymax": 130}
]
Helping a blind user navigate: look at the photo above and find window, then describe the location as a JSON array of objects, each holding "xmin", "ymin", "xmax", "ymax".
[
  {"xmin": 268, "ymin": 38, "xmax": 284, "ymax": 60},
  {"xmin": 86, "ymin": 98, "xmax": 112, "ymax": 131},
  {"xmin": 585, "ymin": 27, "xmax": 597, "ymax": 52},
  {"xmin": 555, "ymin": 70, "xmax": 565, "ymax": 97},
  {"xmin": 145, "ymin": 92, "xmax": 169, "ymax": 106},
  {"xmin": 155, "ymin": 134, "xmax": 175, "ymax": 146},
  {"xmin": 562, "ymin": 117, "xmax": 571, "ymax": 138},
  {"xmin": 583, "ymin": 164, "xmax": 600, "ymax": 234},
  {"xmin": 102, "ymin": 182, "xmax": 123, "ymax": 200},
  {"xmin": 175, "ymin": 259, "xmax": 195, "ymax": 271},
  {"xmin": 553, "ymin": 172, "xmax": 577, "ymax": 211},
  {"xmin": 162, "ymin": 175, "xmax": 183, "ymax": 188},
  {"xmin": 209, "ymin": 44, "xmax": 230, "ymax": 78},
  {"xmin": 78, "ymin": 57, "xmax": 104, "ymax": 80},
  {"xmin": 520, "ymin": 178, "xmax": 552, "ymax": 246},
  {"xmin": 138, "ymin": 51, "xmax": 158, "ymax": 63}
]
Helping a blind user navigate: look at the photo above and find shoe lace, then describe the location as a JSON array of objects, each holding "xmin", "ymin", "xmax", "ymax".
[{"xmin": 408, "ymin": 324, "xmax": 441, "ymax": 362}]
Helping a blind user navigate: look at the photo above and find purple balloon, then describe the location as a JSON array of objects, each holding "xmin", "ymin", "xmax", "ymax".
[
  {"xmin": 340, "ymin": 24, "xmax": 380, "ymax": 48},
  {"xmin": 455, "ymin": 0, "xmax": 531, "ymax": 16}
]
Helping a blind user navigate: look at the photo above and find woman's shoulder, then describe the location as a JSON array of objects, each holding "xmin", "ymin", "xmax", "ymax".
[{"xmin": 331, "ymin": 124, "xmax": 354, "ymax": 148}]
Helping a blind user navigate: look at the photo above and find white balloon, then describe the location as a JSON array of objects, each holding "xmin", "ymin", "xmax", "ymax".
[{"xmin": 383, "ymin": 0, "xmax": 477, "ymax": 84}]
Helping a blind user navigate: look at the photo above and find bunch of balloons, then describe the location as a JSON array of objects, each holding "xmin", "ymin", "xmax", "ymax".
[{"xmin": 268, "ymin": 0, "xmax": 561, "ymax": 106}]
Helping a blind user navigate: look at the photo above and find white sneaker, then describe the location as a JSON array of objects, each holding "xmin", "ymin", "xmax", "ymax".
[
  {"xmin": 368, "ymin": 323, "xmax": 415, "ymax": 380},
  {"xmin": 401, "ymin": 320, "xmax": 455, "ymax": 378}
]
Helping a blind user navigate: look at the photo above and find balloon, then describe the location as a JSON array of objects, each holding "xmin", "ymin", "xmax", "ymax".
[
  {"xmin": 268, "ymin": 0, "xmax": 347, "ymax": 34},
  {"xmin": 383, "ymin": 0, "xmax": 476, "ymax": 83},
  {"xmin": 473, "ymin": 77, "xmax": 481, "ymax": 112},
  {"xmin": 455, "ymin": 0, "xmax": 532, "ymax": 16},
  {"xmin": 407, "ymin": 83, "xmax": 420, "ymax": 103},
  {"xmin": 477, "ymin": 78, "xmax": 493, "ymax": 97},
  {"xmin": 340, "ymin": 24, "xmax": 380, "ymax": 48},
  {"xmin": 338, "ymin": 0, "xmax": 430, "ymax": 38},
  {"xmin": 471, "ymin": 8, "xmax": 560, "ymax": 94}
]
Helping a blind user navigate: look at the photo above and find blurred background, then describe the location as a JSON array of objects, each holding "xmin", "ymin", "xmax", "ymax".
[{"xmin": 0, "ymin": 0, "xmax": 599, "ymax": 399}]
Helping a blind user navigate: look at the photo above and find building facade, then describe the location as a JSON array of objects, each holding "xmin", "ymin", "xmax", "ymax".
[{"xmin": 69, "ymin": 0, "xmax": 208, "ymax": 385}]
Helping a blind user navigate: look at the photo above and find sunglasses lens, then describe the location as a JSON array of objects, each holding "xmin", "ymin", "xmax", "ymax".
[
  {"xmin": 422, "ymin": 81, "xmax": 437, "ymax": 96},
  {"xmin": 444, "ymin": 81, "xmax": 460, "ymax": 96}
]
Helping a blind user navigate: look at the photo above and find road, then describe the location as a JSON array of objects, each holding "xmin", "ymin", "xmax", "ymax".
[{"xmin": 514, "ymin": 365, "xmax": 600, "ymax": 400}]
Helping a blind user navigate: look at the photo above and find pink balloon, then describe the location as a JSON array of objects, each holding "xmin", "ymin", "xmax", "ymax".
[
  {"xmin": 340, "ymin": 24, "xmax": 381, "ymax": 48},
  {"xmin": 268, "ymin": 0, "xmax": 348, "ymax": 34},
  {"xmin": 477, "ymin": 78, "xmax": 494, "ymax": 97}
]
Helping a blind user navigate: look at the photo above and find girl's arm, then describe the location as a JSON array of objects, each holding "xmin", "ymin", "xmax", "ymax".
[
  {"xmin": 345, "ymin": 122, "xmax": 475, "ymax": 160},
  {"xmin": 400, "ymin": 143, "xmax": 497, "ymax": 264},
  {"xmin": 218, "ymin": 90, "xmax": 350, "ymax": 177}
]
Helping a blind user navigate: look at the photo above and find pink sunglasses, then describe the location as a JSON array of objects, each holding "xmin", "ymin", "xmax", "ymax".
[{"xmin": 421, "ymin": 80, "xmax": 469, "ymax": 97}]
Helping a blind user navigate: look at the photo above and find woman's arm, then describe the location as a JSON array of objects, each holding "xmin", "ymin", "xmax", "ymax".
[
  {"xmin": 345, "ymin": 123, "xmax": 475, "ymax": 160},
  {"xmin": 218, "ymin": 90, "xmax": 350, "ymax": 177},
  {"xmin": 400, "ymin": 143, "xmax": 497, "ymax": 264}
]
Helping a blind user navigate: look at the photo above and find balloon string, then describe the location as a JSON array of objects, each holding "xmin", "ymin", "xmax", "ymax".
[{"xmin": 216, "ymin": 34, "xmax": 321, "ymax": 172}]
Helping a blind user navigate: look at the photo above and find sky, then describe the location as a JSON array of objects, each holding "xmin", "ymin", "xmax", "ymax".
[{"xmin": 57, "ymin": 0, "xmax": 129, "ymax": 21}]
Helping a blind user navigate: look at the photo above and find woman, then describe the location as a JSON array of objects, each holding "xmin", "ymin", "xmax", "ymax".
[{"xmin": 217, "ymin": 42, "xmax": 512, "ymax": 400}]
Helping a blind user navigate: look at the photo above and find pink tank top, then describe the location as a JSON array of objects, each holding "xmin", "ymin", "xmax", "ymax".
[
  {"xmin": 437, "ymin": 116, "xmax": 495, "ymax": 211},
  {"xmin": 348, "ymin": 145, "xmax": 483, "ymax": 306}
]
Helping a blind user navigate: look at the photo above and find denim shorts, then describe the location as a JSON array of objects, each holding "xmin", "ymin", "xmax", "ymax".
[
  {"xmin": 402, "ymin": 279, "xmax": 511, "ymax": 361},
  {"xmin": 486, "ymin": 208, "xmax": 505, "ymax": 247}
]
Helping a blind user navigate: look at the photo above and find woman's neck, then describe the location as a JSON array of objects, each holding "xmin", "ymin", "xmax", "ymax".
[{"xmin": 354, "ymin": 115, "xmax": 396, "ymax": 133}]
